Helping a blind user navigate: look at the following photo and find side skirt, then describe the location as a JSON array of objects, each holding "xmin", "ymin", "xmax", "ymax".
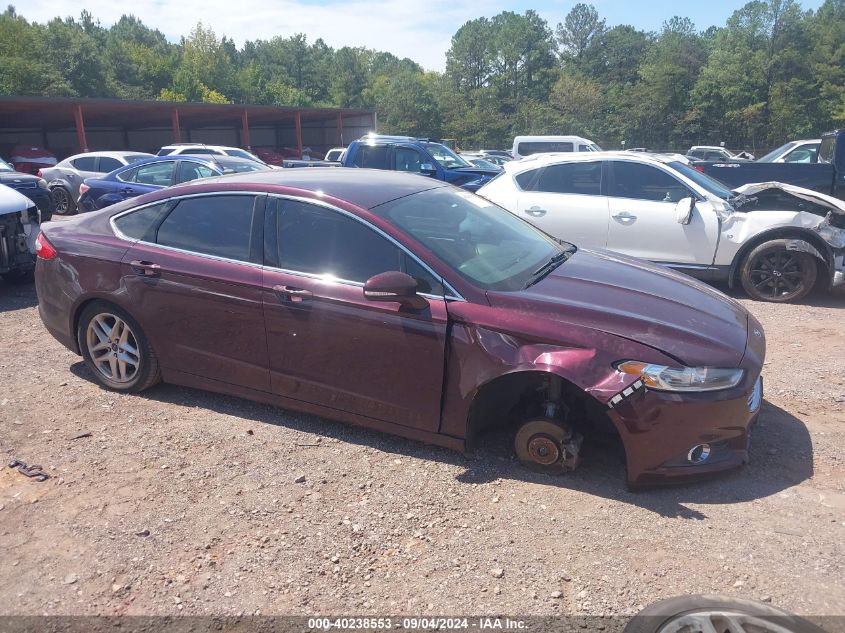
[{"xmin": 160, "ymin": 367, "xmax": 467, "ymax": 453}]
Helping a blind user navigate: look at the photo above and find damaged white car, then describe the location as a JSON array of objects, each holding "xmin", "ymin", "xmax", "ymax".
[
  {"xmin": 0, "ymin": 184, "xmax": 41, "ymax": 284},
  {"xmin": 477, "ymin": 152, "xmax": 845, "ymax": 302}
]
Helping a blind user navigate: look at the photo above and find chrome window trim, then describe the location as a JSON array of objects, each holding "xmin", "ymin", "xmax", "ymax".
[
  {"xmin": 266, "ymin": 193, "xmax": 465, "ymax": 301},
  {"xmin": 108, "ymin": 190, "xmax": 466, "ymax": 302}
]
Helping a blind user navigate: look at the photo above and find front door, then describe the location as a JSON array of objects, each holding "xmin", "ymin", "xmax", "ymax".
[
  {"xmin": 605, "ymin": 160, "xmax": 721, "ymax": 265},
  {"xmin": 119, "ymin": 193, "xmax": 270, "ymax": 391},
  {"xmin": 262, "ymin": 197, "xmax": 449, "ymax": 432},
  {"xmin": 515, "ymin": 160, "xmax": 609, "ymax": 247}
]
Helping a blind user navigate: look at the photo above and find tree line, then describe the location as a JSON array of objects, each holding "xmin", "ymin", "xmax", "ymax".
[{"xmin": 1, "ymin": 0, "xmax": 843, "ymax": 151}]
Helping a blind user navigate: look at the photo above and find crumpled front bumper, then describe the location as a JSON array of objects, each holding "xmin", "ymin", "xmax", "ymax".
[{"xmin": 607, "ymin": 314, "xmax": 766, "ymax": 488}]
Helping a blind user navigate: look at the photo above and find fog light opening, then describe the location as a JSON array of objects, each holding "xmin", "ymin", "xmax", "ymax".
[{"xmin": 687, "ymin": 443, "xmax": 712, "ymax": 464}]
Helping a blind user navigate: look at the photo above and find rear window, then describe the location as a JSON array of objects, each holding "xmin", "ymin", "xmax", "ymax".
[
  {"xmin": 517, "ymin": 141, "xmax": 574, "ymax": 156},
  {"xmin": 535, "ymin": 161, "xmax": 602, "ymax": 195},
  {"xmin": 98, "ymin": 157, "xmax": 122, "ymax": 173},
  {"xmin": 156, "ymin": 195, "xmax": 258, "ymax": 262},
  {"xmin": 71, "ymin": 156, "xmax": 97, "ymax": 171},
  {"xmin": 353, "ymin": 145, "xmax": 390, "ymax": 169},
  {"xmin": 113, "ymin": 202, "xmax": 172, "ymax": 241},
  {"xmin": 819, "ymin": 136, "xmax": 836, "ymax": 164}
]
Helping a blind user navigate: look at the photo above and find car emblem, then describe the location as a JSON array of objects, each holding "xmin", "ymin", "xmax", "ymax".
[{"xmin": 753, "ymin": 329, "xmax": 762, "ymax": 338}]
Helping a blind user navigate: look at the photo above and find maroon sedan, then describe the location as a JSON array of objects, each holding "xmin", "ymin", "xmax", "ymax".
[{"xmin": 35, "ymin": 169, "xmax": 765, "ymax": 487}]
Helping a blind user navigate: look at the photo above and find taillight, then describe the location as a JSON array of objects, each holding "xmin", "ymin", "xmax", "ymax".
[
  {"xmin": 692, "ymin": 164, "xmax": 705, "ymax": 172},
  {"xmin": 79, "ymin": 183, "xmax": 90, "ymax": 196},
  {"xmin": 37, "ymin": 169, "xmax": 43, "ymax": 178},
  {"xmin": 35, "ymin": 232, "xmax": 57, "ymax": 260}
]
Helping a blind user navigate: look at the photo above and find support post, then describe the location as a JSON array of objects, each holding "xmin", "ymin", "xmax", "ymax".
[
  {"xmin": 294, "ymin": 111, "xmax": 303, "ymax": 158},
  {"xmin": 336, "ymin": 112, "xmax": 344, "ymax": 146},
  {"xmin": 73, "ymin": 104, "xmax": 88, "ymax": 152},
  {"xmin": 171, "ymin": 108, "xmax": 182, "ymax": 143},
  {"xmin": 241, "ymin": 110, "xmax": 251, "ymax": 150}
]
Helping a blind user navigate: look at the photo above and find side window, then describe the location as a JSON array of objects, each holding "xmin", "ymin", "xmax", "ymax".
[
  {"xmin": 535, "ymin": 161, "xmax": 601, "ymax": 195},
  {"xmin": 352, "ymin": 145, "xmax": 390, "ymax": 169},
  {"xmin": 514, "ymin": 169, "xmax": 540, "ymax": 191},
  {"xmin": 277, "ymin": 200, "xmax": 402, "ymax": 283},
  {"xmin": 134, "ymin": 161, "xmax": 176, "ymax": 186},
  {"xmin": 175, "ymin": 161, "xmax": 216, "ymax": 184},
  {"xmin": 97, "ymin": 157, "xmax": 122, "ymax": 173},
  {"xmin": 394, "ymin": 147, "xmax": 423, "ymax": 172},
  {"xmin": 156, "ymin": 195, "xmax": 257, "ymax": 262},
  {"xmin": 611, "ymin": 162, "xmax": 691, "ymax": 203},
  {"xmin": 117, "ymin": 167, "xmax": 138, "ymax": 183},
  {"xmin": 518, "ymin": 141, "xmax": 574, "ymax": 156},
  {"xmin": 71, "ymin": 156, "xmax": 97, "ymax": 171},
  {"xmin": 113, "ymin": 202, "xmax": 172, "ymax": 241}
]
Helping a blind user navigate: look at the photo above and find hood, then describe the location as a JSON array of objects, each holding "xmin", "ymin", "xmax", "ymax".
[
  {"xmin": 486, "ymin": 248, "xmax": 749, "ymax": 367},
  {"xmin": 734, "ymin": 181, "xmax": 845, "ymax": 216},
  {"xmin": 0, "ymin": 184, "xmax": 35, "ymax": 216},
  {"xmin": 0, "ymin": 171, "xmax": 40, "ymax": 185},
  {"xmin": 452, "ymin": 167, "xmax": 500, "ymax": 178}
]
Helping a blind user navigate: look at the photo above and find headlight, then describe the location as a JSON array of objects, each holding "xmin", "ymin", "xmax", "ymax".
[
  {"xmin": 37, "ymin": 178, "xmax": 48, "ymax": 189},
  {"xmin": 616, "ymin": 360, "xmax": 744, "ymax": 392}
]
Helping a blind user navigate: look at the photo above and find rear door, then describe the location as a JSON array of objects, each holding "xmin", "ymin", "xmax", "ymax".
[
  {"xmin": 514, "ymin": 160, "xmax": 609, "ymax": 247},
  {"xmin": 262, "ymin": 197, "xmax": 448, "ymax": 432},
  {"xmin": 117, "ymin": 160, "xmax": 177, "ymax": 201},
  {"xmin": 605, "ymin": 160, "xmax": 720, "ymax": 265},
  {"xmin": 118, "ymin": 193, "xmax": 270, "ymax": 390}
]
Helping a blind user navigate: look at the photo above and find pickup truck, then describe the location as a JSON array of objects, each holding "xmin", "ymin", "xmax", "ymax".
[
  {"xmin": 693, "ymin": 129, "xmax": 844, "ymax": 199},
  {"xmin": 341, "ymin": 135, "xmax": 499, "ymax": 191}
]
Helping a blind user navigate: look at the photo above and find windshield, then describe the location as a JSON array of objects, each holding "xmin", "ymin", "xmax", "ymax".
[
  {"xmin": 0, "ymin": 158, "xmax": 14, "ymax": 172},
  {"xmin": 217, "ymin": 159, "xmax": 270, "ymax": 174},
  {"xmin": 757, "ymin": 142, "xmax": 798, "ymax": 163},
  {"xmin": 372, "ymin": 187, "xmax": 568, "ymax": 291},
  {"xmin": 668, "ymin": 161, "xmax": 735, "ymax": 200},
  {"xmin": 421, "ymin": 142, "xmax": 471, "ymax": 169},
  {"xmin": 586, "ymin": 143, "xmax": 602, "ymax": 152},
  {"xmin": 224, "ymin": 148, "xmax": 265, "ymax": 164}
]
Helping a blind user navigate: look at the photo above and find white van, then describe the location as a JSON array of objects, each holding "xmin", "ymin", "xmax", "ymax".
[{"xmin": 511, "ymin": 135, "xmax": 601, "ymax": 160}]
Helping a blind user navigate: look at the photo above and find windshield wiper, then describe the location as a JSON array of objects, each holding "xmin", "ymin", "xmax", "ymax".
[
  {"xmin": 523, "ymin": 246, "xmax": 576, "ymax": 289},
  {"xmin": 729, "ymin": 193, "xmax": 756, "ymax": 208}
]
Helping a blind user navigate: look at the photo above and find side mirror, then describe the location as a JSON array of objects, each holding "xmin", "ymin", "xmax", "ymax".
[
  {"xmin": 363, "ymin": 271, "xmax": 429, "ymax": 310},
  {"xmin": 675, "ymin": 197, "xmax": 695, "ymax": 225},
  {"xmin": 420, "ymin": 163, "xmax": 436, "ymax": 176}
]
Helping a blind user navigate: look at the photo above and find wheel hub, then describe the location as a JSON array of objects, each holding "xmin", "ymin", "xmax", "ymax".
[{"xmin": 527, "ymin": 434, "xmax": 561, "ymax": 465}]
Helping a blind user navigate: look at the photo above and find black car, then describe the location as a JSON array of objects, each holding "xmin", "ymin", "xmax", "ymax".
[{"xmin": 0, "ymin": 158, "xmax": 53, "ymax": 220}]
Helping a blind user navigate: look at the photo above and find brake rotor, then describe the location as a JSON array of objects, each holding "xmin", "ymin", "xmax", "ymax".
[{"xmin": 526, "ymin": 434, "xmax": 561, "ymax": 465}]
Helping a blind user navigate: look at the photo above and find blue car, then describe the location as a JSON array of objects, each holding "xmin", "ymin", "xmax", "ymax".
[
  {"xmin": 78, "ymin": 155, "xmax": 270, "ymax": 212},
  {"xmin": 340, "ymin": 135, "xmax": 500, "ymax": 192}
]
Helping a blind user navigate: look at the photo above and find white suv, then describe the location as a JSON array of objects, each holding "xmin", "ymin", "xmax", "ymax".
[
  {"xmin": 477, "ymin": 151, "xmax": 845, "ymax": 302},
  {"xmin": 157, "ymin": 144, "xmax": 267, "ymax": 165}
]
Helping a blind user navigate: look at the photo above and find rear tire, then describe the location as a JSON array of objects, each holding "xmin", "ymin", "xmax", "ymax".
[
  {"xmin": 514, "ymin": 418, "xmax": 582, "ymax": 474},
  {"xmin": 50, "ymin": 186, "xmax": 76, "ymax": 215},
  {"xmin": 739, "ymin": 239, "xmax": 817, "ymax": 303},
  {"xmin": 77, "ymin": 302, "xmax": 161, "ymax": 392}
]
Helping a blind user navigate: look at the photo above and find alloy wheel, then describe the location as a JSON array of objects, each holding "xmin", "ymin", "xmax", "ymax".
[
  {"xmin": 85, "ymin": 313, "xmax": 141, "ymax": 383},
  {"xmin": 654, "ymin": 610, "xmax": 805, "ymax": 633},
  {"xmin": 748, "ymin": 249, "xmax": 809, "ymax": 301},
  {"xmin": 51, "ymin": 187, "xmax": 71, "ymax": 214}
]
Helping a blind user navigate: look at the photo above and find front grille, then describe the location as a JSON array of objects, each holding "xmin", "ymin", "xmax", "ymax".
[{"xmin": 748, "ymin": 376, "xmax": 763, "ymax": 412}]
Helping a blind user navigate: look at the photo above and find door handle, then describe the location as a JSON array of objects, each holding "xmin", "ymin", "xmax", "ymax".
[
  {"xmin": 273, "ymin": 284, "xmax": 313, "ymax": 304},
  {"xmin": 130, "ymin": 260, "xmax": 161, "ymax": 277},
  {"xmin": 525, "ymin": 206, "xmax": 547, "ymax": 217},
  {"xmin": 121, "ymin": 187, "xmax": 136, "ymax": 194},
  {"xmin": 612, "ymin": 212, "xmax": 637, "ymax": 221}
]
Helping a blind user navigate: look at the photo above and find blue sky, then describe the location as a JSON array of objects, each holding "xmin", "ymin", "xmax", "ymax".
[{"xmin": 17, "ymin": 0, "xmax": 828, "ymax": 71}]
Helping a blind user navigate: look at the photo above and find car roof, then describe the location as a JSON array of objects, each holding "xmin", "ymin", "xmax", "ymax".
[
  {"xmin": 194, "ymin": 168, "xmax": 447, "ymax": 209},
  {"xmin": 503, "ymin": 151, "xmax": 688, "ymax": 172},
  {"xmin": 65, "ymin": 151, "xmax": 153, "ymax": 160}
]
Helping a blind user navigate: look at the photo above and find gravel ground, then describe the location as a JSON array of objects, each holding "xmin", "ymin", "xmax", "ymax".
[{"xmin": 0, "ymin": 275, "xmax": 843, "ymax": 619}]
